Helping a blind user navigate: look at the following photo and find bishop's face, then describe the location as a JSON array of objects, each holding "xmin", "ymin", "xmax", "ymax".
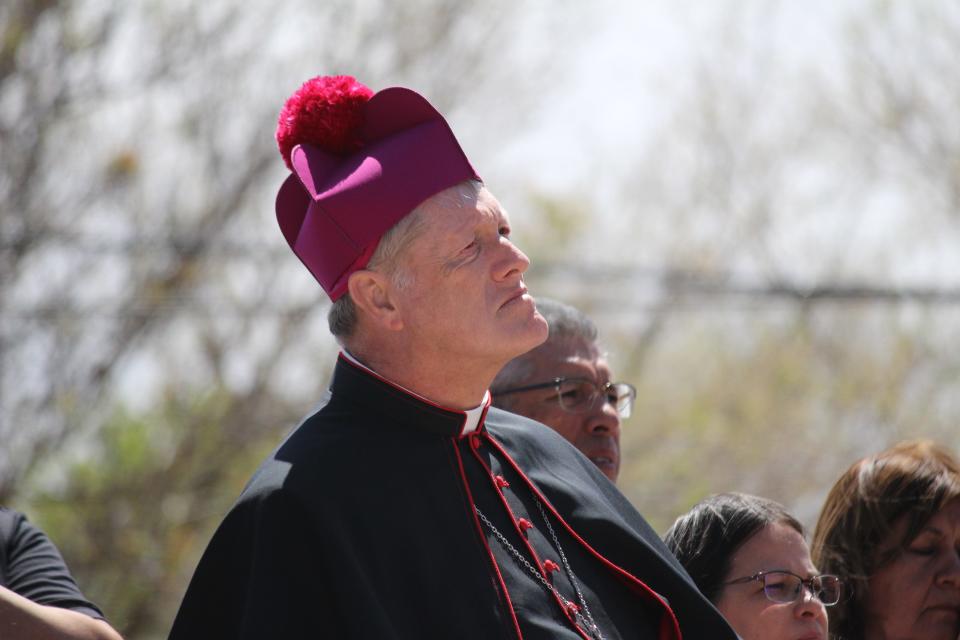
[{"xmin": 391, "ymin": 184, "xmax": 548, "ymax": 372}]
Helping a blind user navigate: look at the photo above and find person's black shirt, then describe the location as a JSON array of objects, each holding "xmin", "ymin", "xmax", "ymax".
[{"xmin": 0, "ymin": 507, "xmax": 105, "ymax": 620}]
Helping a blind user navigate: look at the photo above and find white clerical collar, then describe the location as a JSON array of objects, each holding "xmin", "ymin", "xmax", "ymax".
[{"xmin": 340, "ymin": 350, "xmax": 488, "ymax": 434}]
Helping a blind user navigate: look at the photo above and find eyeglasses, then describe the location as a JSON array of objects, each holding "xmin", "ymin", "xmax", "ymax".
[
  {"xmin": 492, "ymin": 377, "xmax": 637, "ymax": 418},
  {"xmin": 723, "ymin": 571, "xmax": 842, "ymax": 606}
]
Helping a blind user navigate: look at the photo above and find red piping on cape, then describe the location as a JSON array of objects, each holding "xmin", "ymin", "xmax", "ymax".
[
  {"xmin": 451, "ymin": 438, "xmax": 523, "ymax": 639},
  {"xmin": 468, "ymin": 435, "xmax": 593, "ymax": 640},
  {"xmin": 481, "ymin": 432, "xmax": 684, "ymax": 640}
]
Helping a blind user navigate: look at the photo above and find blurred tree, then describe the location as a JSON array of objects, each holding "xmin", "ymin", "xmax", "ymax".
[
  {"xmin": 28, "ymin": 388, "xmax": 285, "ymax": 640},
  {"xmin": 613, "ymin": 305, "xmax": 959, "ymax": 532},
  {"xmin": 0, "ymin": 0, "xmax": 575, "ymax": 499},
  {"xmin": 592, "ymin": 0, "xmax": 960, "ymax": 530}
]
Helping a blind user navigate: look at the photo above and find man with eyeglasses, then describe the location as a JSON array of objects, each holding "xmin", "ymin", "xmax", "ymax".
[{"xmin": 492, "ymin": 298, "xmax": 632, "ymax": 484}]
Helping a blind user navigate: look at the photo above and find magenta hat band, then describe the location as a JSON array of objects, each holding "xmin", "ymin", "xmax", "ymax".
[{"xmin": 275, "ymin": 87, "xmax": 480, "ymax": 301}]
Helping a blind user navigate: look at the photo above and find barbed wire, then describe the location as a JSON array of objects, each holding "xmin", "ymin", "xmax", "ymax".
[
  {"xmin": 5, "ymin": 233, "xmax": 960, "ymax": 316},
  {"xmin": 0, "ymin": 232, "xmax": 290, "ymax": 256},
  {"xmin": 3, "ymin": 277, "xmax": 960, "ymax": 323}
]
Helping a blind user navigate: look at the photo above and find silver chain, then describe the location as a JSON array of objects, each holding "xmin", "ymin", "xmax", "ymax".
[
  {"xmin": 535, "ymin": 499, "xmax": 602, "ymax": 636},
  {"xmin": 474, "ymin": 502, "xmax": 605, "ymax": 640}
]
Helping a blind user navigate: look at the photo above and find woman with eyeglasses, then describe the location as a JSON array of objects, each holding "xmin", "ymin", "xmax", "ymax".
[
  {"xmin": 811, "ymin": 440, "xmax": 960, "ymax": 640},
  {"xmin": 664, "ymin": 492, "xmax": 838, "ymax": 640}
]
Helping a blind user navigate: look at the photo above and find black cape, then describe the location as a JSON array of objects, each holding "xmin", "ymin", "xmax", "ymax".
[{"xmin": 169, "ymin": 356, "xmax": 736, "ymax": 639}]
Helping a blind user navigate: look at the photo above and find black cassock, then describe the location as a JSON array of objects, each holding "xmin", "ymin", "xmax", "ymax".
[{"xmin": 169, "ymin": 355, "xmax": 737, "ymax": 640}]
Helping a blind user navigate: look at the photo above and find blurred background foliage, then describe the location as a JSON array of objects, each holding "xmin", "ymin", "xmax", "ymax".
[{"xmin": 2, "ymin": 0, "xmax": 960, "ymax": 637}]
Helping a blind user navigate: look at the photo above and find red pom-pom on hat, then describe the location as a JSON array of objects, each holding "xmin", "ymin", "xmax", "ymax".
[{"xmin": 276, "ymin": 75, "xmax": 374, "ymax": 170}]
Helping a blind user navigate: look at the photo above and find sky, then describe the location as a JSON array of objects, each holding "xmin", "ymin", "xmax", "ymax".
[
  {"xmin": 494, "ymin": 1, "xmax": 857, "ymax": 192},
  {"xmin": 484, "ymin": 0, "xmax": 960, "ymax": 295}
]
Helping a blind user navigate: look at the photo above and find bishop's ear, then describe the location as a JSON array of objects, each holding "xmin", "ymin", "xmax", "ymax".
[{"xmin": 346, "ymin": 269, "xmax": 404, "ymax": 331}]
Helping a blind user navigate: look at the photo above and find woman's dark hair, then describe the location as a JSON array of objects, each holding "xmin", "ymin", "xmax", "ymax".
[
  {"xmin": 811, "ymin": 439, "xmax": 960, "ymax": 640},
  {"xmin": 663, "ymin": 492, "xmax": 805, "ymax": 602}
]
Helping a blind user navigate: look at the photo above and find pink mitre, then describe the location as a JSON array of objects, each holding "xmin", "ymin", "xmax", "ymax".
[{"xmin": 275, "ymin": 75, "xmax": 481, "ymax": 301}]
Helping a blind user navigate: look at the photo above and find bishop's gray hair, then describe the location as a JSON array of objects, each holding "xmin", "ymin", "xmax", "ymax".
[{"xmin": 328, "ymin": 179, "xmax": 483, "ymax": 342}]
